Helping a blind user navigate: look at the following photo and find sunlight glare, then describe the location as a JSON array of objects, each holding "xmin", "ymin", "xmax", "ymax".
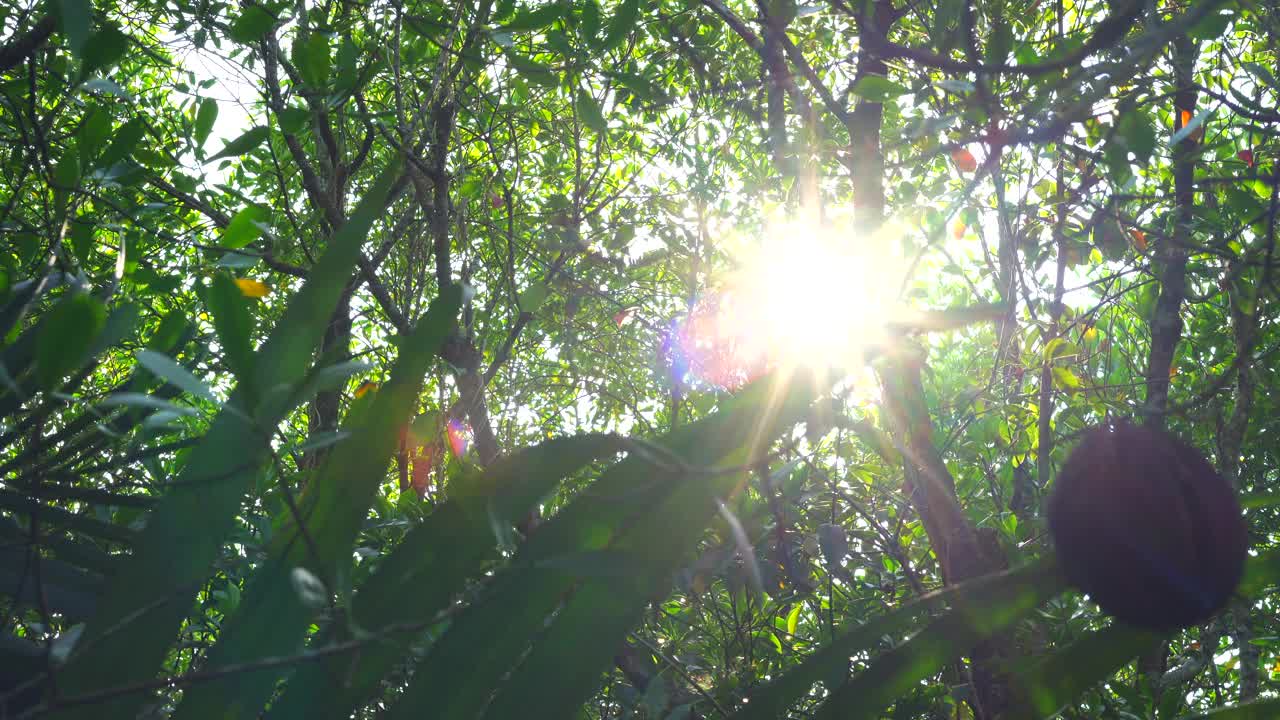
[{"xmin": 723, "ymin": 215, "xmax": 903, "ymax": 371}]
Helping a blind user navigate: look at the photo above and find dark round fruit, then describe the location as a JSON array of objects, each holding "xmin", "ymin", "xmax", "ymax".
[{"xmin": 1047, "ymin": 421, "xmax": 1248, "ymax": 631}]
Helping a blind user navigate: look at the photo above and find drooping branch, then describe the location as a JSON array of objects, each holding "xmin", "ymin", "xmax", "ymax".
[{"xmin": 0, "ymin": 14, "xmax": 55, "ymax": 74}]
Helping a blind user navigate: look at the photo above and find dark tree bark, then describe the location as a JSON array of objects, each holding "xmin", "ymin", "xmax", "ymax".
[
  {"xmin": 1138, "ymin": 32, "xmax": 1200, "ymax": 700},
  {"xmin": 844, "ymin": 4, "xmax": 1010, "ymax": 716},
  {"xmin": 0, "ymin": 14, "xmax": 55, "ymax": 74}
]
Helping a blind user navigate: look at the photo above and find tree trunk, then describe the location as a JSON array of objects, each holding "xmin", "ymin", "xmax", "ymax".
[
  {"xmin": 1139, "ymin": 32, "xmax": 1199, "ymax": 701},
  {"xmin": 847, "ymin": 4, "xmax": 1010, "ymax": 716},
  {"xmin": 305, "ymin": 292, "xmax": 353, "ymax": 468}
]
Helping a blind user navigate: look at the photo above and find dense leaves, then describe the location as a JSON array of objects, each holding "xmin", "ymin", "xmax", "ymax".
[{"xmin": 2, "ymin": 0, "xmax": 1279, "ymax": 719}]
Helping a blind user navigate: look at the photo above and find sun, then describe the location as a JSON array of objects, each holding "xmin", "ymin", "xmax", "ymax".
[
  {"xmin": 672, "ymin": 214, "xmax": 906, "ymax": 389},
  {"xmin": 729, "ymin": 216, "xmax": 904, "ymax": 367}
]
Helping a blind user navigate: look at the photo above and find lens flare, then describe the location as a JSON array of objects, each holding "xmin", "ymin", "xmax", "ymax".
[
  {"xmin": 446, "ymin": 418, "xmax": 470, "ymax": 458},
  {"xmin": 668, "ymin": 216, "xmax": 904, "ymax": 390}
]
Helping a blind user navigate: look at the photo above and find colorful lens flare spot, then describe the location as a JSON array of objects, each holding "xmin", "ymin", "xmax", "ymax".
[{"xmin": 446, "ymin": 418, "xmax": 470, "ymax": 458}]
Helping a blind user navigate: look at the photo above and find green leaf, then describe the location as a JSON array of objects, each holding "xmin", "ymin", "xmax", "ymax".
[
  {"xmin": 729, "ymin": 561, "xmax": 1061, "ymax": 720},
  {"xmin": 333, "ymin": 36, "xmax": 359, "ymax": 92},
  {"xmin": 785, "ymin": 603, "xmax": 802, "ymax": 636},
  {"xmin": 1010, "ymin": 623, "xmax": 1162, "ymax": 717},
  {"xmin": 276, "ymin": 106, "xmax": 310, "ymax": 135},
  {"xmin": 292, "ymin": 33, "xmax": 330, "ymax": 88},
  {"xmin": 193, "ymin": 98, "xmax": 218, "ymax": 147},
  {"xmin": 601, "ymin": 0, "xmax": 639, "ymax": 50},
  {"xmin": 167, "ymin": 287, "xmax": 462, "ymax": 720},
  {"xmin": 97, "ymin": 117, "xmax": 147, "ymax": 168},
  {"xmin": 398, "ymin": 372, "xmax": 826, "ymax": 720},
  {"xmin": 55, "ymin": 0, "xmax": 92, "ymax": 59},
  {"xmin": 581, "ymin": 0, "xmax": 601, "ymax": 40},
  {"xmin": 291, "ymin": 429, "xmax": 350, "ymax": 453},
  {"xmin": 1115, "ymin": 110, "xmax": 1156, "ymax": 165},
  {"xmin": 208, "ymin": 125, "xmax": 269, "ymax": 162},
  {"xmin": 265, "ymin": 432, "xmax": 629, "ymax": 720},
  {"xmin": 0, "ymin": 489, "xmax": 136, "ymax": 546},
  {"xmin": 228, "ymin": 6, "xmax": 276, "ymax": 44},
  {"xmin": 575, "ymin": 90, "xmax": 607, "ymax": 133},
  {"xmin": 607, "ymin": 223, "xmax": 635, "ymax": 250},
  {"xmin": 79, "ymin": 105, "xmax": 112, "ymax": 156},
  {"xmin": 1042, "ymin": 337, "xmax": 1078, "ymax": 364},
  {"xmin": 52, "ymin": 150, "xmax": 81, "ymax": 218},
  {"xmin": 221, "ymin": 206, "xmax": 269, "ymax": 249},
  {"xmin": 1242, "ymin": 62, "xmax": 1280, "ymax": 94},
  {"xmin": 69, "ymin": 219, "xmax": 94, "ymax": 265},
  {"xmin": 809, "ymin": 562, "xmax": 1064, "ymax": 720},
  {"xmin": 1176, "ymin": 699, "xmax": 1280, "ymax": 719},
  {"xmin": 505, "ymin": 51, "xmax": 558, "ymax": 86},
  {"xmin": 79, "ymin": 24, "xmax": 130, "ymax": 78},
  {"xmin": 985, "ymin": 16, "xmax": 1012, "ymax": 65},
  {"xmin": 518, "ymin": 280, "xmax": 550, "ymax": 313},
  {"xmin": 35, "ymin": 292, "xmax": 106, "ymax": 390},
  {"xmin": 502, "ymin": 3, "xmax": 563, "ymax": 32},
  {"xmin": 135, "ymin": 349, "xmax": 217, "ymax": 405},
  {"xmin": 850, "ymin": 75, "xmax": 908, "ymax": 103},
  {"xmin": 1094, "ymin": 216, "xmax": 1127, "ymax": 260},
  {"xmin": 206, "ymin": 272, "xmax": 256, "ymax": 388},
  {"xmin": 309, "ymin": 360, "xmax": 372, "ymax": 393},
  {"xmin": 612, "ymin": 70, "xmax": 657, "ymax": 103},
  {"xmin": 146, "ymin": 310, "xmax": 191, "ymax": 353},
  {"xmin": 1188, "ymin": 8, "xmax": 1234, "ymax": 41},
  {"xmin": 98, "ymin": 392, "xmax": 199, "ymax": 417},
  {"xmin": 50, "ymin": 161, "xmax": 405, "ymax": 720},
  {"xmin": 406, "ymin": 410, "xmax": 440, "ymax": 446}
]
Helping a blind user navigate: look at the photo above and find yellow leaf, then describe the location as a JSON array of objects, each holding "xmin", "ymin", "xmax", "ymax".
[
  {"xmin": 354, "ymin": 381, "xmax": 378, "ymax": 398},
  {"xmin": 1083, "ymin": 326, "xmax": 1098, "ymax": 342},
  {"xmin": 234, "ymin": 278, "xmax": 271, "ymax": 298},
  {"xmin": 1051, "ymin": 367, "xmax": 1081, "ymax": 392}
]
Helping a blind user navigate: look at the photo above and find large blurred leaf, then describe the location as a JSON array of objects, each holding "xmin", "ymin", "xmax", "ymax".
[
  {"xmin": 54, "ymin": 0, "xmax": 92, "ymax": 58},
  {"xmin": 35, "ymin": 292, "xmax": 106, "ymax": 390},
  {"xmin": 728, "ymin": 560, "xmax": 1058, "ymax": 720},
  {"xmin": 266, "ymin": 433, "xmax": 629, "ymax": 720},
  {"xmin": 49, "ymin": 161, "xmax": 404, "ymax": 720},
  {"xmin": 96, "ymin": 117, "xmax": 147, "ymax": 169},
  {"xmin": 206, "ymin": 272, "xmax": 256, "ymax": 388},
  {"xmin": 0, "ymin": 542, "xmax": 102, "ymax": 619},
  {"xmin": 169, "ymin": 286, "xmax": 461, "ymax": 720},
  {"xmin": 806, "ymin": 561, "xmax": 1064, "ymax": 720},
  {"xmin": 1011, "ymin": 623, "xmax": 1162, "ymax": 718},
  {"xmin": 134, "ymin": 349, "xmax": 216, "ymax": 405},
  {"xmin": 387, "ymin": 371, "xmax": 827, "ymax": 720},
  {"xmin": 1177, "ymin": 699, "xmax": 1280, "ymax": 719}
]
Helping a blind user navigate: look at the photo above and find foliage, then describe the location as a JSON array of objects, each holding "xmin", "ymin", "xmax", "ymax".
[{"xmin": 1, "ymin": 0, "xmax": 1279, "ymax": 718}]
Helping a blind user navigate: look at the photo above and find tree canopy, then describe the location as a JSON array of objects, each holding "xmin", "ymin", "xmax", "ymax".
[{"xmin": 2, "ymin": 0, "xmax": 1279, "ymax": 718}]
